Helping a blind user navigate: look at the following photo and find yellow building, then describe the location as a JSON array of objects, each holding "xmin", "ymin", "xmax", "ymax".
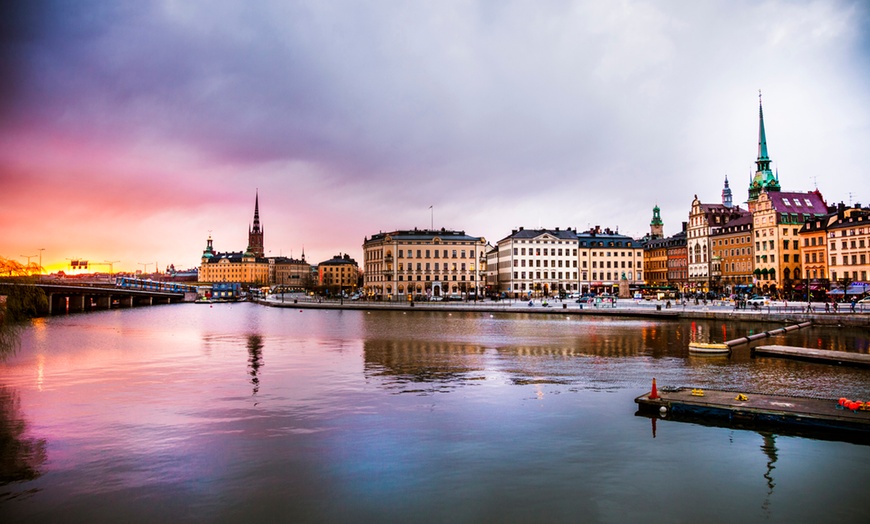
[
  {"xmin": 199, "ymin": 237, "xmax": 270, "ymax": 285},
  {"xmin": 752, "ymin": 190, "xmax": 827, "ymax": 296},
  {"xmin": 711, "ymin": 214, "xmax": 754, "ymax": 295},
  {"xmin": 363, "ymin": 229, "xmax": 487, "ymax": 300},
  {"xmin": 318, "ymin": 254, "xmax": 359, "ymax": 294},
  {"xmin": 825, "ymin": 206, "xmax": 870, "ymax": 289}
]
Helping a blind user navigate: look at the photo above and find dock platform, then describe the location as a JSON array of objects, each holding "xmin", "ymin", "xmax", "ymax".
[
  {"xmin": 635, "ymin": 387, "xmax": 870, "ymax": 438},
  {"xmin": 751, "ymin": 345, "xmax": 870, "ymax": 368}
]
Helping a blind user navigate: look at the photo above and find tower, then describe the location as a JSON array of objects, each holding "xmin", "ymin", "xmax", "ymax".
[
  {"xmin": 248, "ymin": 191, "xmax": 265, "ymax": 258},
  {"xmin": 748, "ymin": 91, "xmax": 781, "ymax": 211},
  {"xmin": 722, "ymin": 175, "xmax": 733, "ymax": 208},
  {"xmin": 650, "ymin": 205, "xmax": 664, "ymax": 239}
]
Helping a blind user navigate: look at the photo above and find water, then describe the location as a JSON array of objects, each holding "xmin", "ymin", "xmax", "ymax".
[{"xmin": 1, "ymin": 304, "xmax": 869, "ymax": 523}]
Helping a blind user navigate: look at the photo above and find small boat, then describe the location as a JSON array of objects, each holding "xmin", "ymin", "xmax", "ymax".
[{"xmin": 688, "ymin": 342, "xmax": 731, "ymax": 355}]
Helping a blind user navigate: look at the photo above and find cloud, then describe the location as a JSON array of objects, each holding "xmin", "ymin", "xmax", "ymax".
[{"xmin": 1, "ymin": 0, "xmax": 869, "ymax": 270}]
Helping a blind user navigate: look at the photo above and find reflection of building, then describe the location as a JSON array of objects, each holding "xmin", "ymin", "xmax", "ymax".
[
  {"xmin": 318, "ymin": 253, "xmax": 359, "ymax": 293},
  {"xmin": 362, "ymin": 229, "xmax": 488, "ymax": 300}
]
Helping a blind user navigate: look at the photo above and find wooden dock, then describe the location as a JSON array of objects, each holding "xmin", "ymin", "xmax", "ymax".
[
  {"xmin": 635, "ymin": 387, "xmax": 870, "ymax": 437},
  {"xmin": 751, "ymin": 345, "xmax": 870, "ymax": 368}
]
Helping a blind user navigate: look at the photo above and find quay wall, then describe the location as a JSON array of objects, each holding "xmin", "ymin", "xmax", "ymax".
[{"xmin": 255, "ymin": 298, "xmax": 870, "ymax": 328}]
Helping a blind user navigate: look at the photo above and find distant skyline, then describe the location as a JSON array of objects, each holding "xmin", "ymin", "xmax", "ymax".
[{"xmin": 2, "ymin": 1, "xmax": 869, "ymax": 273}]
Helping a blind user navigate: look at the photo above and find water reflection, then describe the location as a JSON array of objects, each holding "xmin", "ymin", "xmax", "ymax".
[
  {"xmin": 0, "ymin": 323, "xmax": 21, "ymax": 361},
  {"xmin": 760, "ymin": 433, "xmax": 777, "ymax": 514},
  {"xmin": 363, "ymin": 340, "xmax": 486, "ymax": 393},
  {"xmin": 0, "ymin": 387, "xmax": 47, "ymax": 494},
  {"xmin": 247, "ymin": 334, "xmax": 264, "ymax": 397}
]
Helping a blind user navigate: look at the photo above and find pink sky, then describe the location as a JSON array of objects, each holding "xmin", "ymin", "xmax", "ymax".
[{"xmin": 2, "ymin": 1, "xmax": 869, "ymax": 274}]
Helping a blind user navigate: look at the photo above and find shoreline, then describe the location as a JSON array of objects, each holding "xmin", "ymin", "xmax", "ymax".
[{"xmin": 256, "ymin": 296, "xmax": 870, "ymax": 328}]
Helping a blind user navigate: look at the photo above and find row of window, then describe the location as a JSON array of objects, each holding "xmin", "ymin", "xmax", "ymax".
[
  {"xmin": 397, "ymin": 263, "xmax": 471, "ymax": 271},
  {"xmin": 396, "ymin": 249, "xmax": 474, "ymax": 259},
  {"xmin": 830, "ymin": 254, "xmax": 868, "ymax": 265},
  {"xmin": 829, "ymin": 239, "xmax": 868, "ymax": 250}
]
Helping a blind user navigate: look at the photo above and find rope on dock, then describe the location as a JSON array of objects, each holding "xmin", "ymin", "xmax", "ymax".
[{"xmin": 725, "ymin": 320, "xmax": 812, "ymax": 347}]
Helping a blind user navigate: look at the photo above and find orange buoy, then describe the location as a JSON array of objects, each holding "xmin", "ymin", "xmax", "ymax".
[{"xmin": 649, "ymin": 378, "xmax": 659, "ymax": 400}]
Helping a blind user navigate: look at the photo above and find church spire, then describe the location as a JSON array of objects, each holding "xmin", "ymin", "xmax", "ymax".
[
  {"xmin": 756, "ymin": 91, "xmax": 771, "ymax": 173},
  {"xmin": 252, "ymin": 189, "xmax": 261, "ymax": 233},
  {"xmin": 247, "ymin": 190, "xmax": 265, "ymax": 258},
  {"xmin": 748, "ymin": 90, "xmax": 780, "ymax": 209}
]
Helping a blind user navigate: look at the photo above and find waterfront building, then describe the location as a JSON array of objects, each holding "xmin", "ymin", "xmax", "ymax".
[
  {"xmin": 751, "ymin": 190, "xmax": 827, "ymax": 296},
  {"xmin": 643, "ymin": 237, "xmax": 669, "ymax": 287},
  {"xmin": 494, "ymin": 227, "xmax": 579, "ymax": 297},
  {"xmin": 577, "ymin": 227, "xmax": 644, "ymax": 295},
  {"xmin": 199, "ymin": 193, "xmax": 309, "ymax": 287},
  {"xmin": 269, "ymin": 255, "xmax": 311, "ymax": 291},
  {"xmin": 710, "ymin": 214, "xmax": 754, "ymax": 295},
  {"xmin": 642, "ymin": 205, "xmax": 669, "ymax": 289},
  {"xmin": 318, "ymin": 253, "xmax": 360, "ymax": 294},
  {"xmin": 199, "ymin": 236, "xmax": 270, "ymax": 285},
  {"xmin": 362, "ymin": 229, "xmax": 487, "ymax": 300},
  {"xmin": 820, "ymin": 205, "xmax": 870, "ymax": 292},
  {"xmin": 666, "ymin": 227, "xmax": 688, "ymax": 292},
  {"xmin": 687, "ymin": 185, "xmax": 748, "ymax": 294}
]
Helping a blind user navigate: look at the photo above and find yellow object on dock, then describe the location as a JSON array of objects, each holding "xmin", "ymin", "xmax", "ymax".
[
  {"xmin": 691, "ymin": 388, "xmax": 705, "ymax": 397},
  {"xmin": 735, "ymin": 394, "xmax": 748, "ymax": 401}
]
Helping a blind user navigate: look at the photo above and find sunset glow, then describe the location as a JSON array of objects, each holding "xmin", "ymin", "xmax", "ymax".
[{"xmin": 2, "ymin": 1, "xmax": 869, "ymax": 272}]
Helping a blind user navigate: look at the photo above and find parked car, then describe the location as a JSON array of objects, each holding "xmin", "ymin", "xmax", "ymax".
[
  {"xmin": 857, "ymin": 296, "xmax": 870, "ymax": 304},
  {"xmin": 747, "ymin": 296, "xmax": 769, "ymax": 306}
]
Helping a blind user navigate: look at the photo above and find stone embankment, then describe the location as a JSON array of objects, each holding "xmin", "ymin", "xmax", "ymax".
[{"xmin": 256, "ymin": 297, "xmax": 870, "ymax": 328}]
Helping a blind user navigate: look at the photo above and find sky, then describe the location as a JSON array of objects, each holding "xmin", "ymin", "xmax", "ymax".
[{"xmin": 1, "ymin": 0, "xmax": 869, "ymax": 274}]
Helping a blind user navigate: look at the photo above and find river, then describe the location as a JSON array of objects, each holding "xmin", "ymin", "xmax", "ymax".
[{"xmin": 1, "ymin": 303, "xmax": 869, "ymax": 523}]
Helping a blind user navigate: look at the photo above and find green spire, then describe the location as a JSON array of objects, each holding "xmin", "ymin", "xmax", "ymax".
[
  {"xmin": 650, "ymin": 205, "xmax": 663, "ymax": 226},
  {"xmin": 756, "ymin": 90, "xmax": 770, "ymax": 170},
  {"xmin": 749, "ymin": 90, "xmax": 780, "ymax": 202}
]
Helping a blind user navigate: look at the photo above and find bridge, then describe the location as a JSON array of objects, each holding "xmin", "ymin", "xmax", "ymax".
[{"xmin": 32, "ymin": 283, "xmax": 196, "ymax": 315}]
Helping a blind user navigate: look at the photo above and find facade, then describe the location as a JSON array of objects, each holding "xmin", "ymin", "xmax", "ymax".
[
  {"xmin": 825, "ymin": 206, "xmax": 870, "ymax": 288},
  {"xmin": 269, "ymin": 256, "xmax": 311, "ymax": 291},
  {"xmin": 687, "ymin": 188, "xmax": 748, "ymax": 294},
  {"xmin": 199, "ymin": 193, "xmax": 309, "ymax": 287},
  {"xmin": 643, "ymin": 236, "xmax": 669, "ymax": 287},
  {"xmin": 494, "ymin": 228, "xmax": 579, "ymax": 297},
  {"xmin": 577, "ymin": 227, "xmax": 644, "ymax": 295},
  {"xmin": 362, "ymin": 229, "xmax": 488, "ymax": 300},
  {"xmin": 666, "ymin": 229, "xmax": 688, "ymax": 290},
  {"xmin": 710, "ymin": 214, "xmax": 754, "ymax": 294},
  {"xmin": 318, "ymin": 253, "xmax": 360, "ymax": 293},
  {"xmin": 199, "ymin": 237, "xmax": 270, "ymax": 285},
  {"xmin": 751, "ymin": 190, "xmax": 827, "ymax": 296}
]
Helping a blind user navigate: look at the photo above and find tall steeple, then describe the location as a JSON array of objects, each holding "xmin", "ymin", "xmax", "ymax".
[
  {"xmin": 748, "ymin": 90, "xmax": 781, "ymax": 210},
  {"xmin": 248, "ymin": 190, "xmax": 265, "ymax": 258},
  {"xmin": 722, "ymin": 175, "xmax": 733, "ymax": 208}
]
